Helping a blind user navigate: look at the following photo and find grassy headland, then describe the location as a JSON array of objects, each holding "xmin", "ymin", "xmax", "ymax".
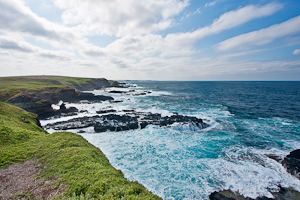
[
  {"xmin": 0, "ymin": 76, "xmax": 161, "ymax": 199},
  {"xmin": 0, "ymin": 102, "xmax": 161, "ymax": 199},
  {"xmin": 0, "ymin": 75, "xmax": 114, "ymax": 102}
]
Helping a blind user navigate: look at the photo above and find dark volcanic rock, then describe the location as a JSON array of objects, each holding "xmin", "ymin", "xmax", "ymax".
[
  {"xmin": 59, "ymin": 103, "xmax": 78, "ymax": 113},
  {"xmin": 21, "ymin": 100, "xmax": 60, "ymax": 119},
  {"xmin": 209, "ymin": 187, "xmax": 300, "ymax": 200},
  {"xmin": 96, "ymin": 109, "xmax": 117, "ymax": 114},
  {"xmin": 66, "ymin": 107, "xmax": 79, "ymax": 113},
  {"xmin": 110, "ymin": 100, "xmax": 123, "ymax": 103},
  {"xmin": 8, "ymin": 87, "xmax": 113, "ymax": 119},
  {"xmin": 108, "ymin": 90, "xmax": 127, "ymax": 94},
  {"xmin": 59, "ymin": 103, "xmax": 67, "ymax": 110},
  {"xmin": 44, "ymin": 112, "xmax": 209, "ymax": 133},
  {"xmin": 140, "ymin": 121, "xmax": 149, "ymax": 129},
  {"xmin": 122, "ymin": 109, "xmax": 135, "ymax": 112},
  {"xmin": 79, "ymin": 93, "xmax": 113, "ymax": 102},
  {"xmin": 282, "ymin": 149, "xmax": 300, "ymax": 179}
]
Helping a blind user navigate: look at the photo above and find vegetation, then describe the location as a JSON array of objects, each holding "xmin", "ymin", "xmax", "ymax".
[
  {"xmin": 0, "ymin": 102, "xmax": 161, "ymax": 199},
  {"xmin": 0, "ymin": 76, "xmax": 108, "ymax": 90},
  {"xmin": 0, "ymin": 75, "xmax": 110, "ymax": 102}
]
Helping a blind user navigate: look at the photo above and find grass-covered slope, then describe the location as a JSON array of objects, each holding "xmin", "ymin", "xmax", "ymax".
[
  {"xmin": 0, "ymin": 76, "xmax": 113, "ymax": 102},
  {"xmin": 0, "ymin": 102, "xmax": 161, "ymax": 199}
]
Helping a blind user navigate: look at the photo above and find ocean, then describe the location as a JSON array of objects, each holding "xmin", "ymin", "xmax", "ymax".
[{"xmin": 41, "ymin": 81, "xmax": 300, "ymax": 200}]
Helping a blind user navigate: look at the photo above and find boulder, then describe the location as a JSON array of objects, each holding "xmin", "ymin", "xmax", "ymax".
[
  {"xmin": 281, "ymin": 149, "xmax": 300, "ymax": 179},
  {"xmin": 209, "ymin": 187, "xmax": 300, "ymax": 200}
]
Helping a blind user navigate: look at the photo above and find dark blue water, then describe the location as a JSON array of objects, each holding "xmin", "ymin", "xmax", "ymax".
[
  {"xmin": 43, "ymin": 81, "xmax": 300, "ymax": 199},
  {"xmin": 136, "ymin": 81, "xmax": 300, "ymax": 121}
]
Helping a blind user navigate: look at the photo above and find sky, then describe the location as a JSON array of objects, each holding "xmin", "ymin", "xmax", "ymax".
[{"xmin": 0, "ymin": 0, "xmax": 300, "ymax": 81}]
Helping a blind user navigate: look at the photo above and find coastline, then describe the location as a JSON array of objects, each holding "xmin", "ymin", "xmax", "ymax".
[{"xmin": 1, "ymin": 76, "xmax": 300, "ymax": 199}]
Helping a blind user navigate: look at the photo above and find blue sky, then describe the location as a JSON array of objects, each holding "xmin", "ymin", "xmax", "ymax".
[{"xmin": 0, "ymin": 0, "xmax": 300, "ymax": 80}]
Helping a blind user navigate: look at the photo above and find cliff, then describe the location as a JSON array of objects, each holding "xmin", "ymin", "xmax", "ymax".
[{"xmin": 0, "ymin": 76, "xmax": 115, "ymax": 119}]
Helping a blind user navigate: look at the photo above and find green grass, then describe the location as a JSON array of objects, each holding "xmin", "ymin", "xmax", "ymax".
[
  {"xmin": 0, "ymin": 102, "xmax": 161, "ymax": 199},
  {"xmin": 0, "ymin": 76, "xmax": 108, "ymax": 90},
  {"xmin": 0, "ymin": 75, "xmax": 111, "ymax": 102},
  {"xmin": 0, "ymin": 76, "xmax": 64, "ymax": 90}
]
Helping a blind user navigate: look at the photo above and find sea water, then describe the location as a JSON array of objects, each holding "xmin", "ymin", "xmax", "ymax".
[{"xmin": 41, "ymin": 81, "xmax": 300, "ymax": 199}]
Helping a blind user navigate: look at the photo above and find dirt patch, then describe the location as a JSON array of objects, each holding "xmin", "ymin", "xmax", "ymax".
[{"xmin": 0, "ymin": 160, "xmax": 64, "ymax": 199}]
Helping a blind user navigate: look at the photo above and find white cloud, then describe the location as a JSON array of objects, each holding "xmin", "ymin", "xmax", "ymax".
[
  {"xmin": 0, "ymin": 51, "xmax": 11, "ymax": 57},
  {"xmin": 205, "ymin": 0, "xmax": 218, "ymax": 7},
  {"xmin": 0, "ymin": 35, "xmax": 75, "ymax": 60},
  {"xmin": 38, "ymin": 50, "xmax": 74, "ymax": 61},
  {"xmin": 0, "ymin": 0, "xmax": 59, "ymax": 39},
  {"xmin": 165, "ymin": 3, "xmax": 282, "ymax": 48},
  {"xmin": 54, "ymin": 0, "xmax": 190, "ymax": 37},
  {"xmin": 0, "ymin": 36, "xmax": 36, "ymax": 53},
  {"xmin": 0, "ymin": 0, "xmax": 296, "ymax": 80},
  {"xmin": 194, "ymin": 8, "xmax": 201, "ymax": 14},
  {"xmin": 217, "ymin": 15, "xmax": 300, "ymax": 51},
  {"xmin": 0, "ymin": 0, "xmax": 85, "ymax": 49},
  {"xmin": 293, "ymin": 49, "xmax": 300, "ymax": 55},
  {"xmin": 80, "ymin": 3, "xmax": 283, "ymax": 70}
]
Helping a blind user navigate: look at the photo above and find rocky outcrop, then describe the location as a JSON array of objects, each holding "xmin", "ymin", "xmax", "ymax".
[
  {"xmin": 106, "ymin": 90, "xmax": 152, "ymax": 96},
  {"xmin": 96, "ymin": 109, "xmax": 117, "ymax": 114},
  {"xmin": 72, "ymin": 78, "xmax": 112, "ymax": 91},
  {"xmin": 209, "ymin": 187, "xmax": 300, "ymax": 200},
  {"xmin": 9, "ymin": 87, "xmax": 113, "ymax": 105},
  {"xmin": 282, "ymin": 149, "xmax": 300, "ymax": 179},
  {"xmin": 108, "ymin": 91, "xmax": 127, "ymax": 94},
  {"xmin": 8, "ymin": 87, "xmax": 113, "ymax": 119},
  {"xmin": 44, "ymin": 112, "xmax": 209, "ymax": 132}
]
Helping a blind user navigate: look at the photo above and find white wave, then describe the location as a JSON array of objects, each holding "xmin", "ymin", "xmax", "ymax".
[
  {"xmin": 147, "ymin": 90, "xmax": 172, "ymax": 96},
  {"xmin": 220, "ymin": 146, "xmax": 300, "ymax": 198},
  {"xmin": 169, "ymin": 122, "xmax": 210, "ymax": 132},
  {"xmin": 51, "ymin": 100, "xmax": 63, "ymax": 110},
  {"xmin": 137, "ymin": 107, "xmax": 174, "ymax": 117}
]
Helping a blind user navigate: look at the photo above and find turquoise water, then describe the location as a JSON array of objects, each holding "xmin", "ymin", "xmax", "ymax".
[{"xmin": 43, "ymin": 81, "xmax": 300, "ymax": 199}]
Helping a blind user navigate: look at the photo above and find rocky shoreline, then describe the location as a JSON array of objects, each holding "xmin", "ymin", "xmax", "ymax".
[
  {"xmin": 31, "ymin": 84, "xmax": 210, "ymax": 133},
  {"xmin": 44, "ymin": 111, "xmax": 209, "ymax": 132}
]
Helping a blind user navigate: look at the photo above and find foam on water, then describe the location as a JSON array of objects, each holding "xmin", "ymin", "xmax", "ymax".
[
  {"xmin": 147, "ymin": 90, "xmax": 172, "ymax": 96},
  {"xmin": 79, "ymin": 121, "xmax": 300, "ymax": 199}
]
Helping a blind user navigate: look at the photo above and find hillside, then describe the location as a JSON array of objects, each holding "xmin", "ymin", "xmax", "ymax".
[{"xmin": 0, "ymin": 102, "xmax": 161, "ymax": 199}]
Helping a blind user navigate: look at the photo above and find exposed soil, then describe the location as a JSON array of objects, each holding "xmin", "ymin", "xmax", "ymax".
[{"xmin": 0, "ymin": 160, "xmax": 64, "ymax": 200}]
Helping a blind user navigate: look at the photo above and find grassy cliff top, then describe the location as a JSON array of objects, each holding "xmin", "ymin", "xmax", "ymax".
[
  {"xmin": 0, "ymin": 75, "xmax": 112, "ymax": 102},
  {"xmin": 0, "ymin": 102, "xmax": 161, "ymax": 199},
  {"xmin": 0, "ymin": 75, "xmax": 108, "ymax": 90}
]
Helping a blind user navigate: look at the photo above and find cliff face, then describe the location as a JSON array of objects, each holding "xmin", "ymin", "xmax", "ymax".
[
  {"xmin": 8, "ymin": 86, "xmax": 113, "ymax": 119},
  {"xmin": 71, "ymin": 79, "xmax": 113, "ymax": 91},
  {"xmin": 0, "ymin": 76, "xmax": 117, "ymax": 119},
  {"xmin": 9, "ymin": 87, "xmax": 80, "ymax": 104}
]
